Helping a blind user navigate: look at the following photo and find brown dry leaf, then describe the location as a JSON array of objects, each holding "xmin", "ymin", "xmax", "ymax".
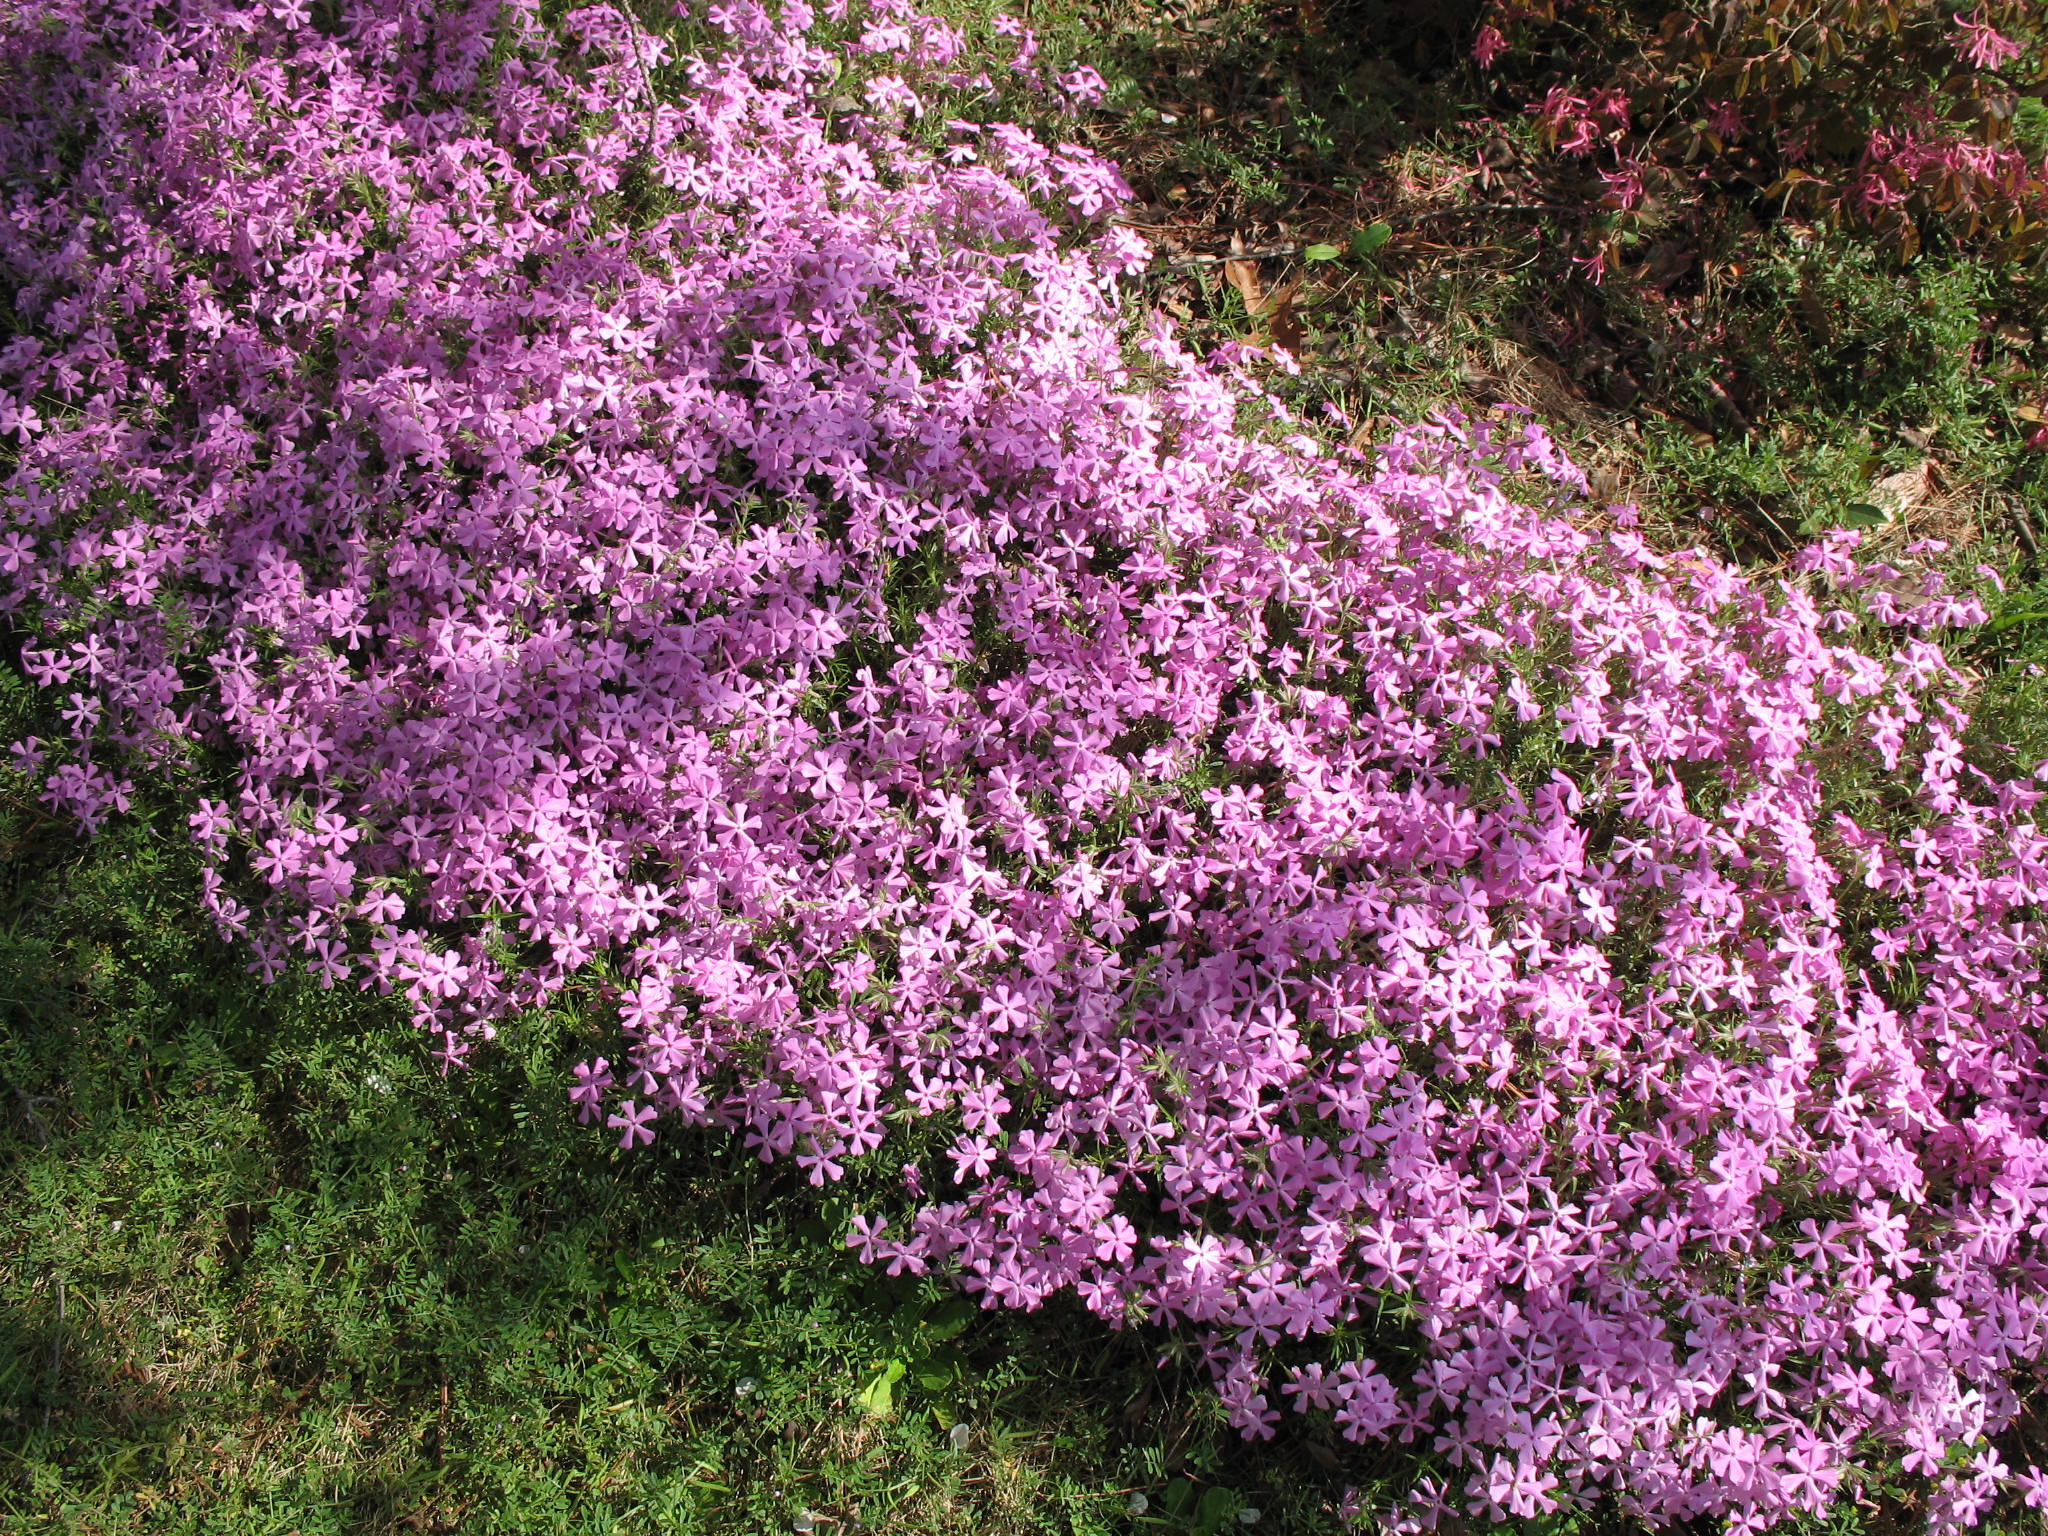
[
  {"xmin": 1265, "ymin": 279, "xmax": 1304, "ymax": 354},
  {"xmin": 1869, "ymin": 459, "xmax": 1939, "ymax": 520},
  {"xmin": 1223, "ymin": 257, "xmax": 1263, "ymax": 314}
]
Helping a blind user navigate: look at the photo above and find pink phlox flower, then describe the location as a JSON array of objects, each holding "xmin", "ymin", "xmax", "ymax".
[
  {"xmin": 863, "ymin": 73, "xmax": 922, "ymax": 117},
  {"xmin": 847, "ymin": 1211, "xmax": 889, "ymax": 1263},
  {"xmin": 1057, "ymin": 65, "xmax": 1106, "ymax": 105},
  {"xmin": 608, "ymin": 1099, "xmax": 658, "ymax": 1148},
  {"xmin": 570, "ymin": 1058, "xmax": 613, "ymax": 1123}
]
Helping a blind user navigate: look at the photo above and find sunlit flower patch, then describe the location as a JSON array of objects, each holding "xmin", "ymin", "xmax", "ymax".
[{"xmin": 3, "ymin": 1, "xmax": 2046, "ymax": 1527}]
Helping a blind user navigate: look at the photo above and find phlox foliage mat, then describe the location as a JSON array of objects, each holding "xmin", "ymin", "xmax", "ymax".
[{"xmin": 1, "ymin": 0, "xmax": 2046, "ymax": 1527}]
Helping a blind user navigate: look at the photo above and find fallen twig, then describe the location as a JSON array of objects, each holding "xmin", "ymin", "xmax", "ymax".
[
  {"xmin": 11, "ymin": 1082, "xmax": 55, "ymax": 1146},
  {"xmin": 42, "ymin": 1272, "xmax": 63, "ymax": 1436},
  {"xmin": 2012, "ymin": 495, "xmax": 2041, "ymax": 563},
  {"xmin": 1149, "ymin": 206, "xmax": 1591, "ymax": 267},
  {"xmin": 1156, "ymin": 244, "xmax": 1312, "ymax": 268}
]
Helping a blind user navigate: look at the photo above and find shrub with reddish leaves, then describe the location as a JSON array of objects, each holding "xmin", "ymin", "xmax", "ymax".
[
  {"xmin": 3, "ymin": 1, "xmax": 2048, "ymax": 1528},
  {"xmin": 1473, "ymin": 0, "xmax": 2048, "ymax": 265}
]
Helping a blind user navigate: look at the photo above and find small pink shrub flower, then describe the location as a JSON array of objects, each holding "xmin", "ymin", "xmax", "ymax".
[{"xmin": 1954, "ymin": 9, "xmax": 2026, "ymax": 70}]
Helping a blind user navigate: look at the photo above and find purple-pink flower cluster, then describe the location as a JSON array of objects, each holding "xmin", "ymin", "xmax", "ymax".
[{"xmin": 4, "ymin": 1, "xmax": 2048, "ymax": 1527}]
